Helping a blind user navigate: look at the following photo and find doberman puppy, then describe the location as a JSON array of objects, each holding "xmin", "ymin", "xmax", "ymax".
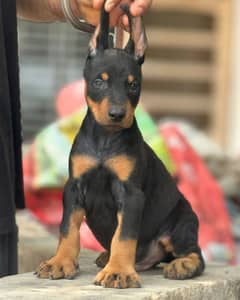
[{"xmin": 35, "ymin": 5, "xmax": 204, "ymax": 288}]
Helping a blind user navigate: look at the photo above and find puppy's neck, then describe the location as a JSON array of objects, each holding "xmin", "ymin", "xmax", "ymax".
[{"xmin": 80, "ymin": 109, "xmax": 141, "ymax": 155}]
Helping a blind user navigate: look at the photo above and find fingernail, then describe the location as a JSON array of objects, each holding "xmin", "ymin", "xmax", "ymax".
[
  {"xmin": 130, "ymin": 5, "xmax": 143, "ymax": 16},
  {"xmin": 105, "ymin": 0, "xmax": 117, "ymax": 12}
]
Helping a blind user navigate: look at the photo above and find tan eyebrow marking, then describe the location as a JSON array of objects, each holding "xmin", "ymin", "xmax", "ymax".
[
  {"xmin": 128, "ymin": 75, "xmax": 135, "ymax": 83},
  {"xmin": 101, "ymin": 72, "xmax": 109, "ymax": 81}
]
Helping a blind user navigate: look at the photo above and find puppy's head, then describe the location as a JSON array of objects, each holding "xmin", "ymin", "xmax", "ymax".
[{"xmin": 83, "ymin": 5, "xmax": 147, "ymax": 130}]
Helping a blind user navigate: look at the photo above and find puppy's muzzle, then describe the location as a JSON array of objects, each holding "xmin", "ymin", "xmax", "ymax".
[{"xmin": 108, "ymin": 106, "xmax": 126, "ymax": 122}]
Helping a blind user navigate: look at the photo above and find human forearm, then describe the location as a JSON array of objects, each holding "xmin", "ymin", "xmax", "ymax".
[
  {"xmin": 16, "ymin": 0, "xmax": 64, "ymax": 21},
  {"xmin": 17, "ymin": 0, "xmax": 100, "ymax": 25},
  {"xmin": 16, "ymin": 0, "xmax": 152, "ymax": 27}
]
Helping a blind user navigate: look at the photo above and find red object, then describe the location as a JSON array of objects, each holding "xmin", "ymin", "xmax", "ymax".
[
  {"xmin": 80, "ymin": 221, "xmax": 105, "ymax": 252},
  {"xmin": 56, "ymin": 80, "xmax": 86, "ymax": 118},
  {"xmin": 23, "ymin": 143, "xmax": 63, "ymax": 225},
  {"xmin": 160, "ymin": 124, "xmax": 236, "ymax": 263}
]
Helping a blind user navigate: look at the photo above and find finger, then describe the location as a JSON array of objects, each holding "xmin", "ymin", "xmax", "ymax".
[
  {"xmin": 122, "ymin": 14, "xmax": 129, "ymax": 30},
  {"xmin": 93, "ymin": 0, "xmax": 104, "ymax": 9},
  {"xmin": 109, "ymin": 6, "xmax": 124, "ymax": 26},
  {"xmin": 130, "ymin": 0, "xmax": 152, "ymax": 16},
  {"xmin": 79, "ymin": 5, "xmax": 100, "ymax": 25},
  {"xmin": 105, "ymin": 0, "xmax": 122, "ymax": 12}
]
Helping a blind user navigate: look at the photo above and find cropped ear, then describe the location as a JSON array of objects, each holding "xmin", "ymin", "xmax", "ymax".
[
  {"xmin": 89, "ymin": 25, "xmax": 100, "ymax": 57},
  {"xmin": 122, "ymin": 5, "xmax": 148, "ymax": 65},
  {"xmin": 88, "ymin": 2, "xmax": 109, "ymax": 58},
  {"xmin": 131, "ymin": 16, "xmax": 148, "ymax": 65}
]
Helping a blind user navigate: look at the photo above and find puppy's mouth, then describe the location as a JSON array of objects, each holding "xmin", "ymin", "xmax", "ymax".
[{"xmin": 103, "ymin": 123, "xmax": 125, "ymax": 131}]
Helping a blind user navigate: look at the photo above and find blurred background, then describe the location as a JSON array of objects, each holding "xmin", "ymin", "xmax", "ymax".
[{"xmin": 17, "ymin": 0, "xmax": 240, "ymax": 271}]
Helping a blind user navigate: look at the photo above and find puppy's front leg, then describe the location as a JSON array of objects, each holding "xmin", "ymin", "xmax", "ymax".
[
  {"xmin": 35, "ymin": 178, "xmax": 85, "ymax": 279},
  {"xmin": 94, "ymin": 181, "xmax": 145, "ymax": 288}
]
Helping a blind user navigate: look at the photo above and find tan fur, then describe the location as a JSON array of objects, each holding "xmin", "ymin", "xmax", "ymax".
[
  {"xmin": 122, "ymin": 101, "xmax": 135, "ymax": 128},
  {"xmin": 163, "ymin": 252, "xmax": 201, "ymax": 279},
  {"xmin": 36, "ymin": 209, "xmax": 85, "ymax": 279},
  {"xmin": 128, "ymin": 74, "xmax": 135, "ymax": 83},
  {"xmin": 56, "ymin": 210, "xmax": 85, "ymax": 259},
  {"xmin": 72, "ymin": 154, "xmax": 135, "ymax": 181},
  {"xmin": 71, "ymin": 155, "xmax": 97, "ymax": 178},
  {"xmin": 187, "ymin": 253, "xmax": 201, "ymax": 267},
  {"xmin": 106, "ymin": 214, "xmax": 137, "ymax": 270},
  {"xmin": 87, "ymin": 97, "xmax": 135, "ymax": 129},
  {"xmin": 105, "ymin": 155, "xmax": 135, "ymax": 181},
  {"xmin": 87, "ymin": 97, "xmax": 110, "ymax": 125},
  {"xmin": 94, "ymin": 213, "xmax": 140, "ymax": 288},
  {"xmin": 101, "ymin": 72, "xmax": 109, "ymax": 81}
]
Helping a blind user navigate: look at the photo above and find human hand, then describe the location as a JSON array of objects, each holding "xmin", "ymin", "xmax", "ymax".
[
  {"xmin": 72, "ymin": 0, "xmax": 152, "ymax": 27},
  {"xmin": 93, "ymin": 0, "xmax": 152, "ymax": 27},
  {"xmin": 71, "ymin": 0, "xmax": 100, "ymax": 26}
]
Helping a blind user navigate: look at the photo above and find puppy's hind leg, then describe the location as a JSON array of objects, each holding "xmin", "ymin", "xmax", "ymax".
[{"xmin": 161, "ymin": 199, "xmax": 205, "ymax": 280}]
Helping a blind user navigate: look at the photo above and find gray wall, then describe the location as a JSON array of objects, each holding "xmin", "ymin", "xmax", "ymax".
[{"xmin": 18, "ymin": 20, "xmax": 90, "ymax": 141}]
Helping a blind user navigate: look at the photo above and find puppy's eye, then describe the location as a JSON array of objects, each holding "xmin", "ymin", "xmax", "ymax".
[
  {"xmin": 128, "ymin": 80, "xmax": 140, "ymax": 94},
  {"xmin": 93, "ymin": 78, "xmax": 107, "ymax": 89}
]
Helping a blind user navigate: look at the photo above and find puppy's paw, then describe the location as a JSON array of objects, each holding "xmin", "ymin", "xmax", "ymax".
[
  {"xmin": 35, "ymin": 256, "xmax": 79, "ymax": 280},
  {"xmin": 94, "ymin": 268, "xmax": 141, "ymax": 288},
  {"xmin": 163, "ymin": 253, "xmax": 203, "ymax": 280}
]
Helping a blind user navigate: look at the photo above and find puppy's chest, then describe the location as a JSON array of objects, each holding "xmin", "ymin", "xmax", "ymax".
[{"xmin": 70, "ymin": 153, "xmax": 135, "ymax": 182}]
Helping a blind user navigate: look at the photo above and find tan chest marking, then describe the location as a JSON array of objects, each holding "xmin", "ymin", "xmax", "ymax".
[
  {"xmin": 71, "ymin": 154, "xmax": 135, "ymax": 181},
  {"xmin": 105, "ymin": 155, "xmax": 135, "ymax": 181},
  {"xmin": 71, "ymin": 155, "xmax": 97, "ymax": 178}
]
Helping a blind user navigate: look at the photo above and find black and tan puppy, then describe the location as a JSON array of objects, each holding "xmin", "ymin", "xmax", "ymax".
[{"xmin": 36, "ymin": 6, "xmax": 204, "ymax": 288}]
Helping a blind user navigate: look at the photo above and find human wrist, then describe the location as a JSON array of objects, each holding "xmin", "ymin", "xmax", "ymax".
[
  {"xmin": 59, "ymin": 0, "xmax": 95, "ymax": 32},
  {"xmin": 69, "ymin": 0, "xmax": 82, "ymax": 19}
]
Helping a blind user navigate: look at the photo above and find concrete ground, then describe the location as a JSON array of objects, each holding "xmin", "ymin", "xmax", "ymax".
[
  {"xmin": 1, "ymin": 251, "xmax": 240, "ymax": 300},
  {"xmin": 1, "ymin": 210, "xmax": 237, "ymax": 300}
]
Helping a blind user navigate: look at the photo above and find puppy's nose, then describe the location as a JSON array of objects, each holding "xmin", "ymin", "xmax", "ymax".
[{"xmin": 108, "ymin": 107, "xmax": 126, "ymax": 122}]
